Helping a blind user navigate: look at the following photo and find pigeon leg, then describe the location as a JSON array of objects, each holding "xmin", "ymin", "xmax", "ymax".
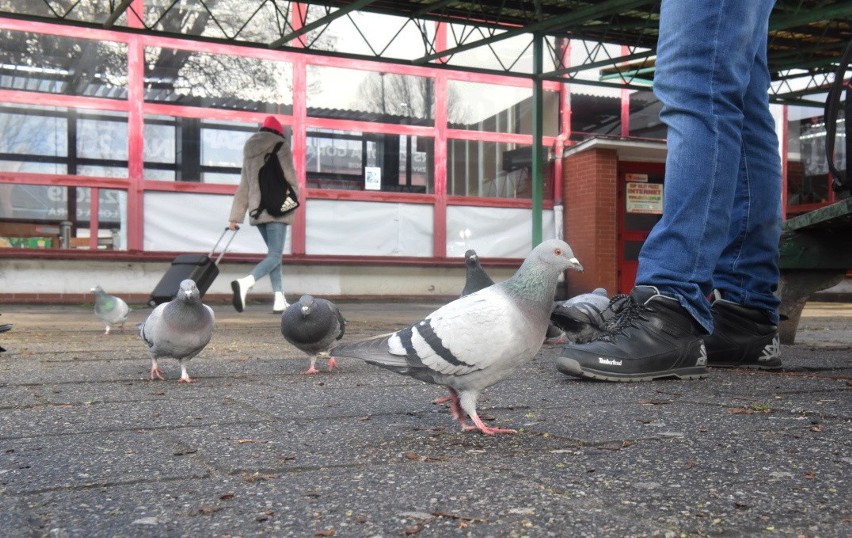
[
  {"xmin": 301, "ymin": 356, "xmax": 320, "ymax": 375},
  {"xmin": 150, "ymin": 359, "xmax": 165, "ymax": 380},
  {"xmin": 432, "ymin": 395, "xmax": 453, "ymax": 405},
  {"xmin": 104, "ymin": 325, "xmax": 111, "ymax": 335},
  {"xmin": 458, "ymin": 390, "xmax": 515, "ymax": 436},
  {"xmin": 326, "ymin": 356, "xmax": 337, "ymax": 372},
  {"xmin": 444, "ymin": 388, "xmax": 472, "ymax": 430},
  {"xmin": 178, "ymin": 362, "xmax": 195, "ymax": 383}
]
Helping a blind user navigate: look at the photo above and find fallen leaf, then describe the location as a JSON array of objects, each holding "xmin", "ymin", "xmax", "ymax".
[
  {"xmin": 404, "ymin": 452, "xmax": 420, "ymax": 461},
  {"xmin": 729, "ymin": 408, "xmax": 753, "ymax": 415},
  {"xmin": 314, "ymin": 529, "xmax": 335, "ymax": 537},
  {"xmin": 803, "ymin": 470, "xmax": 816, "ymax": 480},
  {"xmin": 219, "ymin": 493, "xmax": 235, "ymax": 500}
]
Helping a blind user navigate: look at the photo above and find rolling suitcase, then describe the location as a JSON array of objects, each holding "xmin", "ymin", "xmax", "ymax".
[{"xmin": 147, "ymin": 227, "xmax": 238, "ymax": 307}]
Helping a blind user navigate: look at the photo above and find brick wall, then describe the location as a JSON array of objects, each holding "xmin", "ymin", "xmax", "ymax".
[{"xmin": 562, "ymin": 148, "xmax": 619, "ymax": 297}]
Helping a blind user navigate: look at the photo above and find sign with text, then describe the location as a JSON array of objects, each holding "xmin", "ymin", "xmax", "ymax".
[{"xmin": 626, "ymin": 182, "xmax": 663, "ymax": 214}]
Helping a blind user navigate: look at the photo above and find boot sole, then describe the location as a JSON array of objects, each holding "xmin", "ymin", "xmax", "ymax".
[
  {"xmin": 556, "ymin": 358, "xmax": 708, "ymax": 382},
  {"xmin": 230, "ymin": 281, "xmax": 244, "ymax": 313}
]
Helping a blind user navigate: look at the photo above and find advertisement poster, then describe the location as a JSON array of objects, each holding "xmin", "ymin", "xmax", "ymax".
[
  {"xmin": 364, "ymin": 166, "xmax": 381, "ymax": 191},
  {"xmin": 626, "ymin": 182, "xmax": 663, "ymax": 214}
]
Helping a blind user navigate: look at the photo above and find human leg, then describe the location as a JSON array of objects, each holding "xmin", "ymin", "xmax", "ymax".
[
  {"xmin": 558, "ymin": 0, "xmax": 777, "ymax": 381},
  {"xmin": 231, "ymin": 222, "xmax": 286, "ymax": 312},
  {"xmin": 704, "ymin": 14, "xmax": 783, "ymax": 368},
  {"xmin": 635, "ymin": 0, "xmax": 778, "ymax": 331}
]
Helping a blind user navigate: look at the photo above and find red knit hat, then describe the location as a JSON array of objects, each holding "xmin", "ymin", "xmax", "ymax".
[{"xmin": 261, "ymin": 115, "xmax": 283, "ymax": 135}]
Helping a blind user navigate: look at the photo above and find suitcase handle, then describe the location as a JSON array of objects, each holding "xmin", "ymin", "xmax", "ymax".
[{"xmin": 209, "ymin": 227, "xmax": 239, "ymax": 265}]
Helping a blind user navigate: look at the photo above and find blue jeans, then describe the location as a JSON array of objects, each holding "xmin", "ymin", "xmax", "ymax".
[
  {"xmin": 252, "ymin": 222, "xmax": 286, "ymax": 293},
  {"xmin": 636, "ymin": 0, "xmax": 782, "ymax": 332}
]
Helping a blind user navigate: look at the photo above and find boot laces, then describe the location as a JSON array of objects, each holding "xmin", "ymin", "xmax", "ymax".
[{"xmin": 598, "ymin": 294, "xmax": 649, "ymax": 340}]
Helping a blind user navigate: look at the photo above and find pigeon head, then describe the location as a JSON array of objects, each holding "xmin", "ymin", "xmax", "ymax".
[
  {"xmin": 178, "ymin": 279, "xmax": 201, "ymax": 301},
  {"xmin": 524, "ymin": 239, "xmax": 583, "ymax": 274},
  {"xmin": 298, "ymin": 295, "xmax": 317, "ymax": 317},
  {"xmin": 91, "ymin": 285, "xmax": 105, "ymax": 295},
  {"xmin": 464, "ymin": 250, "xmax": 479, "ymax": 268}
]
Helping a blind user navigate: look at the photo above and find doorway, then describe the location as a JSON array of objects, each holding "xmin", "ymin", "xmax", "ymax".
[{"xmin": 617, "ymin": 161, "xmax": 665, "ymax": 293}]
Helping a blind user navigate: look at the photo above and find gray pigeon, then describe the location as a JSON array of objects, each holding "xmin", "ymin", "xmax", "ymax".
[
  {"xmin": 281, "ymin": 294, "xmax": 346, "ymax": 374},
  {"xmin": 461, "ymin": 249, "xmax": 494, "ymax": 297},
  {"xmin": 91, "ymin": 285, "xmax": 130, "ymax": 335},
  {"xmin": 331, "ymin": 239, "xmax": 583, "ymax": 435},
  {"xmin": 460, "ymin": 249, "xmax": 567, "ymax": 346},
  {"xmin": 139, "ymin": 279, "xmax": 214, "ymax": 383},
  {"xmin": 550, "ymin": 288, "xmax": 612, "ymax": 344}
]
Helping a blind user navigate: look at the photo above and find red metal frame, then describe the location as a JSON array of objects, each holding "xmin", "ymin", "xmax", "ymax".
[{"xmin": 0, "ymin": 12, "xmax": 575, "ymax": 261}]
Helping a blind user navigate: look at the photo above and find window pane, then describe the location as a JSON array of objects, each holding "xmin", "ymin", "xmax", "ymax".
[
  {"xmin": 143, "ymin": 116, "xmax": 255, "ymax": 184},
  {"xmin": 307, "ymin": 66, "xmax": 434, "ymax": 125},
  {"xmin": 785, "ymin": 103, "xmax": 849, "ymax": 208},
  {"xmin": 0, "ymin": 29, "xmax": 127, "ymax": 98},
  {"xmin": 144, "ymin": 47, "xmax": 292, "ymax": 111},
  {"xmin": 448, "ymin": 140, "xmax": 552, "ymax": 199},
  {"xmin": 0, "ymin": 184, "xmax": 126, "ymax": 250},
  {"xmin": 0, "ymin": 104, "xmax": 68, "ymax": 173},
  {"xmin": 307, "ymin": 129, "xmax": 433, "ymax": 193},
  {"xmin": 448, "ymin": 81, "xmax": 557, "ymax": 136}
]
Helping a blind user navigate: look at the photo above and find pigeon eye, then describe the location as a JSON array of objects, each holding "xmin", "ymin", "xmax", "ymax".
[{"xmin": 554, "ymin": 248, "xmax": 563, "ymax": 256}]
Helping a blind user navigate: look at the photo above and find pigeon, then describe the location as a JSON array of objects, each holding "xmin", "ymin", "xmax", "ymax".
[
  {"xmin": 91, "ymin": 285, "xmax": 130, "ymax": 335},
  {"xmin": 281, "ymin": 294, "xmax": 347, "ymax": 374},
  {"xmin": 550, "ymin": 288, "xmax": 612, "ymax": 344},
  {"xmin": 0, "ymin": 316, "xmax": 10, "ymax": 353},
  {"xmin": 461, "ymin": 249, "xmax": 494, "ymax": 297},
  {"xmin": 460, "ymin": 248, "xmax": 567, "ymax": 346},
  {"xmin": 139, "ymin": 279, "xmax": 214, "ymax": 383},
  {"xmin": 331, "ymin": 239, "xmax": 583, "ymax": 435}
]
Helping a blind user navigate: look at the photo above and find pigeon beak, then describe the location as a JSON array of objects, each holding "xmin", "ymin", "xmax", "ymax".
[{"xmin": 568, "ymin": 257, "xmax": 584, "ymax": 272}]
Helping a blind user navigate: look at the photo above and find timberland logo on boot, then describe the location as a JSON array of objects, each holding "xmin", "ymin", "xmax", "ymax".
[
  {"xmin": 760, "ymin": 336, "xmax": 780, "ymax": 361},
  {"xmin": 598, "ymin": 357, "xmax": 622, "ymax": 366},
  {"xmin": 696, "ymin": 343, "xmax": 707, "ymax": 366}
]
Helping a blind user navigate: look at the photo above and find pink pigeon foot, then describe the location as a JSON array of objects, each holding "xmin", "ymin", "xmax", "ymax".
[
  {"xmin": 464, "ymin": 414, "xmax": 516, "ymax": 436},
  {"xmin": 432, "ymin": 395, "xmax": 452, "ymax": 405},
  {"xmin": 150, "ymin": 365, "xmax": 164, "ymax": 380},
  {"xmin": 301, "ymin": 366, "xmax": 320, "ymax": 375},
  {"xmin": 178, "ymin": 376, "xmax": 196, "ymax": 383},
  {"xmin": 326, "ymin": 357, "xmax": 337, "ymax": 372}
]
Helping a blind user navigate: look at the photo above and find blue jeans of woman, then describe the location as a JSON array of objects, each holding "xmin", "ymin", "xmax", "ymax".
[
  {"xmin": 252, "ymin": 222, "xmax": 286, "ymax": 293},
  {"xmin": 636, "ymin": 0, "xmax": 782, "ymax": 332}
]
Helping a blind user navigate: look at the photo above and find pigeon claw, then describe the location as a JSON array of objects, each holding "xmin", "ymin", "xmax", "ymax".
[
  {"xmin": 326, "ymin": 357, "xmax": 337, "ymax": 372},
  {"xmin": 178, "ymin": 377, "xmax": 196, "ymax": 384},
  {"xmin": 150, "ymin": 367, "xmax": 165, "ymax": 381},
  {"xmin": 300, "ymin": 367, "xmax": 320, "ymax": 375}
]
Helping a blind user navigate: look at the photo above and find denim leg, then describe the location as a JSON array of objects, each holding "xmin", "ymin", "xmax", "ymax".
[
  {"xmin": 251, "ymin": 222, "xmax": 285, "ymax": 293},
  {"xmin": 712, "ymin": 31, "xmax": 782, "ymax": 324},
  {"xmin": 635, "ymin": 0, "xmax": 778, "ymax": 332}
]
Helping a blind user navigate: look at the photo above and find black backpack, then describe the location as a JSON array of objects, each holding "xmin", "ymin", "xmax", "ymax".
[{"xmin": 250, "ymin": 141, "xmax": 300, "ymax": 219}]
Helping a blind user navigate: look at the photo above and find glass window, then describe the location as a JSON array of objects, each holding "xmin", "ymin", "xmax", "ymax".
[
  {"xmin": 307, "ymin": 66, "xmax": 434, "ymax": 125},
  {"xmin": 307, "ymin": 129, "xmax": 433, "ymax": 193},
  {"xmin": 144, "ymin": 47, "xmax": 292, "ymax": 111},
  {"xmin": 0, "ymin": 104, "xmax": 68, "ymax": 174},
  {"xmin": 786, "ymin": 105, "xmax": 843, "ymax": 208},
  {"xmin": 0, "ymin": 184, "xmax": 126, "ymax": 250},
  {"xmin": 0, "ymin": 29, "xmax": 127, "ymax": 98},
  {"xmin": 0, "ymin": 105, "xmax": 130, "ymax": 178},
  {"xmin": 448, "ymin": 81, "xmax": 558, "ymax": 136},
  {"xmin": 628, "ymin": 90, "xmax": 665, "ymax": 139},
  {"xmin": 143, "ymin": 116, "xmax": 255, "ymax": 184},
  {"xmin": 448, "ymin": 140, "xmax": 552, "ymax": 199},
  {"xmin": 569, "ymin": 93, "xmax": 621, "ymax": 141}
]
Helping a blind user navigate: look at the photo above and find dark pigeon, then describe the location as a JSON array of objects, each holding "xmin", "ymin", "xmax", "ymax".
[
  {"xmin": 281, "ymin": 294, "xmax": 346, "ymax": 374},
  {"xmin": 140, "ymin": 279, "xmax": 214, "ymax": 383}
]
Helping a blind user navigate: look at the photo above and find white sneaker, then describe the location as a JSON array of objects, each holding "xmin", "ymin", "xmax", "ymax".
[
  {"xmin": 231, "ymin": 275, "xmax": 255, "ymax": 312},
  {"xmin": 273, "ymin": 291, "xmax": 288, "ymax": 313}
]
